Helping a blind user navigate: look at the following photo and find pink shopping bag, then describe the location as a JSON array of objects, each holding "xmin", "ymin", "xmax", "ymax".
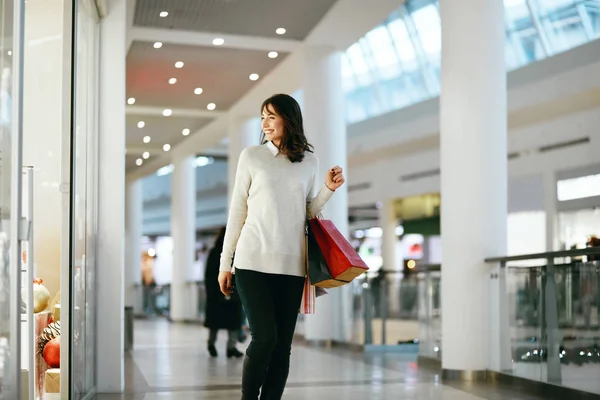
[{"xmin": 299, "ymin": 277, "xmax": 315, "ymax": 314}]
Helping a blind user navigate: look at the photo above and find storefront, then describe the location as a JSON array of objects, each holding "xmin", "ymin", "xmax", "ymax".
[
  {"xmin": 556, "ymin": 166, "xmax": 600, "ymax": 250},
  {"xmin": 0, "ymin": 0, "xmax": 101, "ymax": 398}
]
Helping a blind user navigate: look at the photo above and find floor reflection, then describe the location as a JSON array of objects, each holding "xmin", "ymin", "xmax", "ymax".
[{"xmin": 94, "ymin": 318, "xmax": 550, "ymax": 400}]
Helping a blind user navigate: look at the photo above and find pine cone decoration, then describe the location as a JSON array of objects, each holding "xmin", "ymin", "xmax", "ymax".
[{"xmin": 37, "ymin": 321, "xmax": 60, "ymax": 355}]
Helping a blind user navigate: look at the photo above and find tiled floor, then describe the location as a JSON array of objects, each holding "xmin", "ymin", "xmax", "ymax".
[{"xmin": 95, "ymin": 319, "xmax": 548, "ymax": 400}]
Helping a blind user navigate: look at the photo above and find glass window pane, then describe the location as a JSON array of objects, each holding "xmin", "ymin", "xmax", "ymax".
[
  {"xmin": 346, "ymin": 90, "xmax": 373, "ymax": 123},
  {"xmin": 532, "ymin": 0, "xmax": 577, "ymax": 14},
  {"xmin": 505, "ymin": 32, "xmax": 525, "ymax": 70},
  {"xmin": 387, "ymin": 18, "xmax": 419, "ymax": 71},
  {"xmin": 504, "ymin": 0, "xmax": 546, "ymax": 63},
  {"xmin": 505, "ymin": 0, "xmax": 532, "ymax": 21},
  {"xmin": 583, "ymin": 2, "xmax": 600, "ymax": 38},
  {"xmin": 72, "ymin": 0, "xmax": 100, "ymax": 397},
  {"xmin": 346, "ymin": 43, "xmax": 373, "ymax": 87},
  {"xmin": 410, "ymin": 4, "xmax": 441, "ymax": 60},
  {"xmin": 341, "ymin": 54, "xmax": 356, "ymax": 92},
  {"xmin": 379, "ymin": 77, "xmax": 416, "ymax": 110},
  {"xmin": 532, "ymin": 0, "xmax": 589, "ymax": 53},
  {"xmin": 0, "ymin": 0, "xmax": 19, "ymax": 395},
  {"xmin": 364, "ymin": 26, "xmax": 401, "ymax": 79}
]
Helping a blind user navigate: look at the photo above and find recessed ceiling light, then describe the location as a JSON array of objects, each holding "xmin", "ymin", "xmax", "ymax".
[
  {"xmin": 143, "ymin": 151, "xmax": 150, "ymax": 159},
  {"xmin": 207, "ymin": 103, "xmax": 216, "ymax": 111},
  {"xmin": 175, "ymin": 61, "xmax": 184, "ymax": 68},
  {"xmin": 268, "ymin": 51, "xmax": 278, "ymax": 59},
  {"xmin": 159, "ymin": 11, "xmax": 168, "ymax": 17},
  {"xmin": 137, "ymin": 121, "xmax": 145, "ymax": 128},
  {"xmin": 194, "ymin": 87, "xmax": 203, "ymax": 95},
  {"xmin": 182, "ymin": 128, "xmax": 190, "ymax": 136},
  {"xmin": 162, "ymin": 109, "xmax": 172, "ymax": 116},
  {"xmin": 276, "ymin": 28, "xmax": 286, "ymax": 35},
  {"xmin": 127, "ymin": 97, "xmax": 136, "ymax": 105},
  {"xmin": 136, "ymin": 158, "xmax": 143, "ymax": 166},
  {"xmin": 163, "ymin": 144, "xmax": 171, "ymax": 152},
  {"xmin": 7, "ymin": 50, "xmax": 12, "ymax": 56},
  {"xmin": 212, "ymin": 38, "xmax": 225, "ymax": 46},
  {"xmin": 143, "ymin": 136, "xmax": 151, "ymax": 143},
  {"xmin": 168, "ymin": 78, "xmax": 177, "ymax": 84},
  {"xmin": 153, "ymin": 42, "xmax": 163, "ymax": 49},
  {"xmin": 249, "ymin": 73, "xmax": 259, "ymax": 81}
]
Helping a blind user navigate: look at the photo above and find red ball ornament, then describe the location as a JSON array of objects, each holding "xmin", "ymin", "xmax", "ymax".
[{"xmin": 43, "ymin": 338, "xmax": 60, "ymax": 368}]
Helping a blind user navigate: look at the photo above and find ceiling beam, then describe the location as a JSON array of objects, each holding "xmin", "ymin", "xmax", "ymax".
[
  {"xmin": 126, "ymin": 146, "xmax": 228, "ymax": 158},
  {"xmin": 126, "ymin": 0, "xmax": 137, "ymax": 54},
  {"xmin": 126, "ymin": 146, "xmax": 165, "ymax": 154},
  {"xmin": 128, "ymin": 26, "xmax": 302, "ymax": 52},
  {"xmin": 306, "ymin": 0, "xmax": 403, "ymax": 49},
  {"xmin": 126, "ymin": 105, "xmax": 224, "ymax": 118}
]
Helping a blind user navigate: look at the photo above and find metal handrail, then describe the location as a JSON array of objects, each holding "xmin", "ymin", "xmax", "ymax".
[
  {"xmin": 485, "ymin": 247, "xmax": 600, "ymax": 264},
  {"xmin": 376, "ymin": 264, "xmax": 441, "ymax": 274}
]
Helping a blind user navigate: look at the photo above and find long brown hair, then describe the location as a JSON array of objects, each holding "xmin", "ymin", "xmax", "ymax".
[{"xmin": 260, "ymin": 94, "xmax": 313, "ymax": 163}]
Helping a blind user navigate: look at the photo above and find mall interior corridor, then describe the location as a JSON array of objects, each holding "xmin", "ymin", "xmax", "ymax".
[
  {"xmin": 93, "ymin": 319, "xmax": 552, "ymax": 400},
  {"xmin": 4, "ymin": 0, "xmax": 600, "ymax": 398}
]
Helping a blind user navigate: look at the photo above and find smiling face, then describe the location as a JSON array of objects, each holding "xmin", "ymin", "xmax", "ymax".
[{"xmin": 261, "ymin": 104, "xmax": 285, "ymax": 147}]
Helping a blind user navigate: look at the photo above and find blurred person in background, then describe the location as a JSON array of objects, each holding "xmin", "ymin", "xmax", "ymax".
[
  {"xmin": 204, "ymin": 227, "xmax": 244, "ymax": 358},
  {"xmin": 142, "ymin": 252, "xmax": 157, "ymax": 315},
  {"xmin": 581, "ymin": 235, "xmax": 600, "ymax": 327}
]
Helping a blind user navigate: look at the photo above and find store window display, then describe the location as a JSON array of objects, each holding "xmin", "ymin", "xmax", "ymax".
[{"xmin": 18, "ymin": 0, "xmax": 100, "ymax": 398}]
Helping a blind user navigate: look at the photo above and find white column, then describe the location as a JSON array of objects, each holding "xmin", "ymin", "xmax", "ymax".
[
  {"xmin": 303, "ymin": 46, "xmax": 351, "ymax": 343},
  {"xmin": 170, "ymin": 155, "xmax": 196, "ymax": 321},
  {"xmin": 97, "ymin": 0, "xmax": 126, "ymax": 392},
  {"xmin": 379, "ymin": 199, "xmax": 398, "ymax": 271},
  {"xmin": 227, "ymin": 116, "xmax": 261, "ymax": 205},
  {"xmin": 379, "ymin": 199, "xmax": 401, "ymax": 319},
  {"xmin": 543, "ymin": 171, "xmax": 558, "ymax": 251},
  {"xmin": 125, "ymin": 179, "xmax": 143, "ymax": 310},
  {"xmin": 440, "ymin": 0, "xmax": 509, "ymax": 373}
]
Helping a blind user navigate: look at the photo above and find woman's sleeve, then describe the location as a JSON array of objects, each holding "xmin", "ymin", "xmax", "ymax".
[
  {"xmin": 306, "ymin": 157, "xmax": 334, "ymax": 218},
  {"xmin": 220, "ymin": 149, "xmax": 252, "ymax": 272}
]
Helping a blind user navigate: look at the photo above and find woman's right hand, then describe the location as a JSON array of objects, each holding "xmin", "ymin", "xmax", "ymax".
[{"xmin": 218, "ymin": 271, "xmax": 233, "ymax": 296}]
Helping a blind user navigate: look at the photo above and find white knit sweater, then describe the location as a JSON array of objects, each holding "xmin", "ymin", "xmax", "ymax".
[{"xmin": 219, "ymin": 142, "xmax": 334, "ymax": 277}]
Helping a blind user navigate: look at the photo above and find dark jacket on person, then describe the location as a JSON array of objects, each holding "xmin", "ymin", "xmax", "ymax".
[{"xmin": 204, "ymin": 229, "xmax": 242, "ymax": 330}]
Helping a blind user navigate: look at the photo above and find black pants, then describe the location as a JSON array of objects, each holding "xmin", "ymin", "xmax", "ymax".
[{"xmin": 234, "ymin": 268, "xmax": 305, "ymax": 400}]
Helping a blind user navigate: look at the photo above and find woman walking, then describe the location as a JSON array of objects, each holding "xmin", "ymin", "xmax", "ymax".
[
  {"xmin": 204, "ymin": 227, "xmax": 244, "ymax": 358},
  {"xmin": 218, "ymin": 93, "xmax": 345, "ymax": 399}
]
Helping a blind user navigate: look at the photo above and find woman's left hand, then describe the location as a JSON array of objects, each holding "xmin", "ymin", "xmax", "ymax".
[{"xmin": 325, "ymin": 166, "xmax": 345, "ymax": 191}]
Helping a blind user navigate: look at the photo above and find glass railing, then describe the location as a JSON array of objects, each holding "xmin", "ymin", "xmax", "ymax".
[
  {"xmin": 485, "ymin": 248, "xmax": 600, "ymax": 395},
  {"xmin": 132, "ymin": 281, "xmax": 207, "ymax": 321},
  {"xmin": 357, "ymin": 266, "xmax": 440, "ymax": 352},
  {"xmin": 356, "ymin": 249, "xmax": 600, "ymax": 395}
]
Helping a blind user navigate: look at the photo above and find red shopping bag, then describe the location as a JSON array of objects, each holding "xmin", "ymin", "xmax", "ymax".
[{"xmin": 308, "ymin": 218, "xmax": 368, "ymax": 288}]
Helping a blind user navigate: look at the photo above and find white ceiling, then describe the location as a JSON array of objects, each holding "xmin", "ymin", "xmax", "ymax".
[
  {"xmin": 133, "ymin": 0, "xmax": 338, "ymax": 40},
  {"xmin": 125, "ymin": 114, "xmax": 213, "ymax": 170},
  {"xmin": 125, "ymin": 0, "xmax": 340, "ymax": 172},
  {"xmin": 125, "ymin": 0, "xmax": 404, "ymax": 177},
  {"xmin": 127, "ymin": 41, "xmax": 289, "ymax": 110}
]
